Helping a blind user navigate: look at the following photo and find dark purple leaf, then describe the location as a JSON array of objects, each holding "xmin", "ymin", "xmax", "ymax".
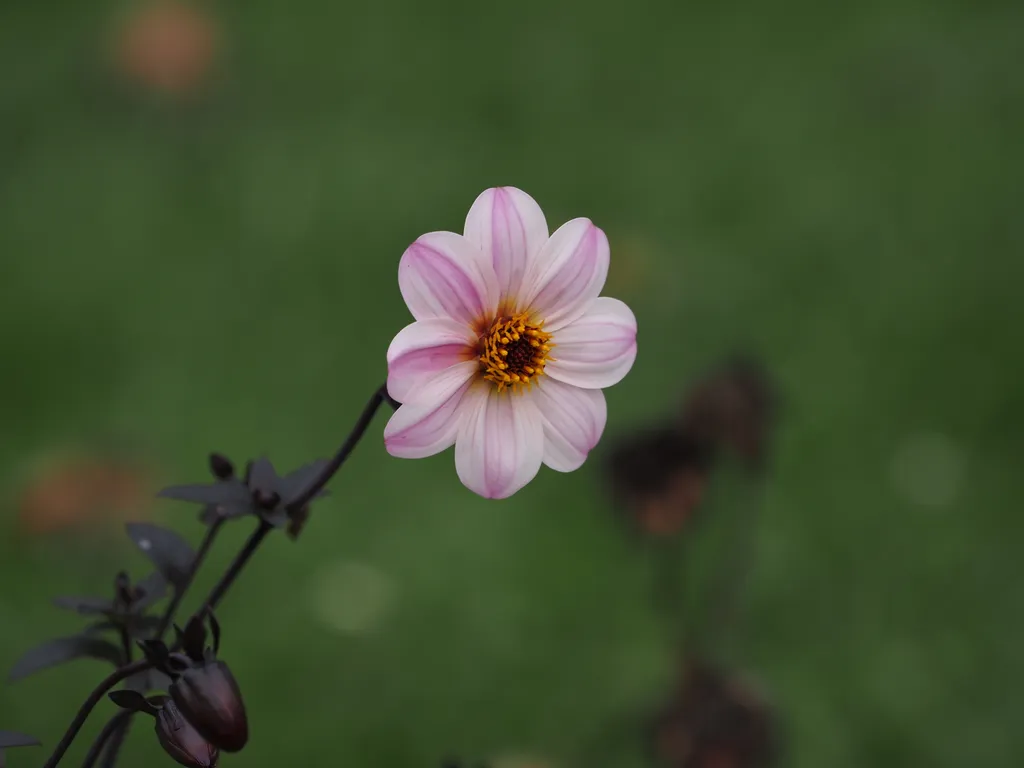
[
  {"xmin": 109, "ymin": 689, "xmax": 155, "ymax": 714},
  {"xmin": 136, "ymin": 639, "xmax": 171, "ymax": 668},
  {"xmin": 279, "ymin": 459, "xmax": 329, "ymax": 503},
  {"xmin": 8, "ymin": 635, "xmax": 123, "ymax": 682},
  {"xmin": 127, "ymin": 667, "xmax": 173, "ymax": 693},
  {"xmin": 51, "ymin": 595, "xmax": 113, "ymax": 615},
  {"xmin": 158, "ymin": 481, "xmax": 248, "ymax": 505},
  {"xmin": 208, "ymin": 613, "xmax": 221, "ymax": 656},
  {"xmin": 0, "ymin": 732, "xmax": 39, "ymax": 749},
  {"xmin": 199, "ymin": 500, "xmax": 252, "ymax": 526},
  {"xmin": 246, "ymin": 457, "xmax": 279, "ymax": 495},
  {"xmin": 133, "ymin": 570, "xmax": 170, "ymax": 608},
  {"xmin": 259, "ymin": 508, "xmax": 289, "ymax": 528},
  {"xmin": 181, "ymin": 615, "xmax": 207, "ymax": 660},
  {"xmin": 84, "ymin": 613, "xmax": 163, "ymax": 640},
  {"xmin": 83, "ymin": 620, "xmax": 117, "ymax": 634},
  {"xmin": 126, "ymin": 523, "xmax": 195, "ymax": 589},
  {"xmin": 198, "ymin": 506, "xmax": 219, "ymax": 526},
  {"xmin": 208, "ymin": 453, "xmax": 235, "ymax": 480},
  {"xmin": 127, "ymin": 614, "xmax": 165, "ymax": 639}
]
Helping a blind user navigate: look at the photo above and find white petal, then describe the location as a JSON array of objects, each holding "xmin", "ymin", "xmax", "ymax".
[
  {"xmin": 546, "ymin": 297, "xmax": 637, "ymax": 390},
  {"xmin": 398, "ymin": 231, "xmax": 500, "ymax": 325},
  {"xmin": 463, "ymin": 187, "xmax": 549, "ymax": 308},
  {"xmin": 518, "ymin": 218, "xmax": 609, "ymax": 330},
  {"xmin": 384, "ymin": 361, "xmax": 477, "ymax": 459},
  {"xmin": 455, "ymin": 385, "xmax": 544, "ymax": 499},
  {"xmin": 532, "ymin": 377, "xmax": 608, "ymax": 472},
  {"xmin": 386, "ymin": 319, "xmax": 477, "ymax": 403}
]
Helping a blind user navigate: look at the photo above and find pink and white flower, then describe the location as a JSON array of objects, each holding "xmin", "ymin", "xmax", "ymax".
[{"xmin": 384, "ymin": 187, "xmax": 638, "ymax": 499}]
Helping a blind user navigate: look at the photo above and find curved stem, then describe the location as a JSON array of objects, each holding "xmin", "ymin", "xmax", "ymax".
[
  {"xmin": 95, "ymin": 630, "xmax": 135, "ymax": 768},
  {"xmin": 81, "ymin": 710, "xmax": 132, "ymax": 768},
  {"xmin": 48, "ymin": 384, "xmax": 398, "ymax": 767},
  {"xmin": 197, "ymin": 520, "xmax": 272, "ymax": 615},
  {"xmin": 98, "ymin": 518, "xmax": 226, "ymax": 767},
  {"xmin": 155, "ymin": 518, "xmax": 225, "ymax": 638},
  {"xmin": 195, "ymin": 383, "xmax": 396, "ymax": 616},
  {"xmin": 289, "ymin": 384, "xmax": 396, "ymax": 511},
  {"xmin": 41, "ymin": 659, "xmax": 151, "ymax": 768}
]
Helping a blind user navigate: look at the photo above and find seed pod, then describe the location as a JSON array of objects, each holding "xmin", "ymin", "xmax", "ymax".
[
  {"xmin": 155, "ymin": 699, "xmax": 219, "ymax": 768},
  {"xmin": 169, "ymin": 660, "xmax": 248, "ymax": 752}
]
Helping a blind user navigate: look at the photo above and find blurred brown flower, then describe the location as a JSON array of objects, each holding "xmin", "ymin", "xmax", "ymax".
[
  {"xmin": 606, "ymin": 357, "xmax": 777, "ymax": 537},
  {"xmin": 678, "ymin": 358, "xmax": 778, "ymax": 472},
  {"xmin": 17, "ymin": 451, "xmax": 154, "ymax": 535},
  {"xmin": 606, "ymin": 426, "xmax": 714, "ymax": 537},
  {"xmin": 652, "ymin": 659, "xmax": 779, "ymax": 768},
  {"xmin": 113, "ymin": 0, "xmax": 219, "ymax": 97}
]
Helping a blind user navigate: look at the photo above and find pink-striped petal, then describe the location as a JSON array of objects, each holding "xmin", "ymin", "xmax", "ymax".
[
  {"xmin": 386, "ymin": 319, "xmax": 478, "ymax": 403},
  {"xmin": 545, "ymin": 297, "xmax": 637, "ymax": 390},
  {"xmin": 398, "ymin": 231, "xmax": 499, "ymax": 325},
  {"xmin": 463, "ymin": 187, "xmax": 549, "ymax": 308},
  {"xmin": 518, "ymin": 218, "xmax": 609, "ymax": 330},
  {"xmin": 455, "ymin": 384, "xmax": 545, "ymax": 499},
  {"xmin": 531, "ymin": 378, "xmax": 607, "ymax": 472},
  {"xmin": 384, "ymin": 361, "xmax": 477, "ymax": 459}
]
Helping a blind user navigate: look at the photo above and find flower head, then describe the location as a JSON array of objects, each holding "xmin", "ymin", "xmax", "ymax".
[
  {"xmin": 385, "ymin": 187, "xmax": 637, "ymax": 498},
  {"xmin": 155, "ymin": 698, "xmax": 220, "ymax": 768},
  {"xmin": 137, "ymin": 613, "xmax": 249, "ymax": 753}
]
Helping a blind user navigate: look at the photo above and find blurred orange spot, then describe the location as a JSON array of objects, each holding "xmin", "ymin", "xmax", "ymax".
[
  {"xmin": 113, "ymin": 0, "xmax": 219, "ymax": 96},
  {"xmin": 17, "ymin": 455, "xmax": 153, "ymax": 535},
  {"xmin": 634, "ymin": 468, "xmax": 707, "ymax": 536}
]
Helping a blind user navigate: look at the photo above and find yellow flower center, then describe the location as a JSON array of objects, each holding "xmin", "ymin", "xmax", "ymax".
[{"xmin": 478, "ymin": 312, "xmax": 553, "ymax": 392}]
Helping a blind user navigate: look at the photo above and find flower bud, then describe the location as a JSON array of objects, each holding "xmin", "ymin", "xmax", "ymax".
[
  {"xmin": 155, "ymin": 699, "xmax": 219, "ymax": 767},
  {"xmin": 208, "ymin": 453, "xmax": 235, "ymax": 480},
  {"xmin": 169, "ymin": 660, "xmax": 249, "ymax": 752},
  {"xmin": 253, "ymin": 488, "xmax": 280, "ymax": 510}
]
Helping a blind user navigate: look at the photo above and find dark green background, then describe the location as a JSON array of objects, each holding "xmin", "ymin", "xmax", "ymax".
[{"xmin": 1, "ymin": 0, "xmax": 1022, "ymax": 765}]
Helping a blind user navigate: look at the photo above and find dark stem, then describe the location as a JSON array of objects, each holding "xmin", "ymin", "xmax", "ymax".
[
  {"xmin": 49, "ymin": 383, "xmax": 398, "ymax": 767},
  {"xmin": 289, "ymin": 384, "xmax": 397, "ymax": 510},
  {"xmin": 194, "ymin": 384, "xmax": 396, "ymax": 616},
  {"xmin": 156, "ymin": 518, "xmax": 225, "ymax": 638},
  {"xmin": 41, "ymin": 659, "xmax": 152, "ymax": 768},
  {"xmin": 194, "ymin": 384, "xmax": 397, "ymax": 615},
  {"xmin": 96, "ymin": 521, "xmax": 226, "ymax": 768},
  {"xmin": 118, "ymin": 627, "xmax": 132, "ymax": 668},
  {"xmin": 196, "ymin": 520, "xmax": 272, "ymax": 614},
  {"xmin": 95, "ymin": 630, "xmax": 135, "ymax": 767},
  {"xmin": 81, "ymin": 710, "xmax": 132, "ymax": 768}
]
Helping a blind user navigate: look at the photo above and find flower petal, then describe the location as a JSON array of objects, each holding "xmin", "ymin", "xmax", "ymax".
[
  {"xmin": 463, "ymin": 187, "xmax": 549, "ymax": 307},
  {"xmin": 455, "ymin": 385, "xmax": 544, "ymax": 499},
  {"xmin": 533, "ymin": 378, "xmax": 608, "ymax": 472},
  {"xmin": 398, "ymin": 231, "xmax": 499, "ymax": 325},
  {"xmin": 386, "ymin": 319, "xmax": 477, "ymax": 403},
  {"xmin": 384, "ymin": 361, "xmax": 477, "ymax": 459},
  {"xmin": 518, "ymin": 218, "xmax": 610, "ymax": 330},
  {"xmin": 546, "ymin": 297, "xmax": 637, "ymax": 389}
]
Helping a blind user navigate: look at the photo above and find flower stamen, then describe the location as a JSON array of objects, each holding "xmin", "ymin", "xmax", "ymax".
[{"xmin": 479, "ymin": 313, "xmax": 553, "ymax": 392}]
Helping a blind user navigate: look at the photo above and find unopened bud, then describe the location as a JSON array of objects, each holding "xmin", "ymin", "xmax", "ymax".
[
  {"xmin": 170, "ymin": 660, "xmax": 249, "ymax": 753},
  {"xmin": 155, "ymin": 698, "xmax": 219, "ymax": 767},
  {"xmin": 208, "ymin": 453, "xmax": 235, "ymax": 480}
]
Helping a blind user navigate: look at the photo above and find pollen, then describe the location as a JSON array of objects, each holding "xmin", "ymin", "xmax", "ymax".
[{"xmin": 479, "ymin": 313, "xmax": 553, "ymax": 392}]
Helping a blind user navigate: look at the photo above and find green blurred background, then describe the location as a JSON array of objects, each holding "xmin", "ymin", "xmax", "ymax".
[{"xmin": 1, "ymin": 0, "xmax": 1022, "ymax": 765}]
